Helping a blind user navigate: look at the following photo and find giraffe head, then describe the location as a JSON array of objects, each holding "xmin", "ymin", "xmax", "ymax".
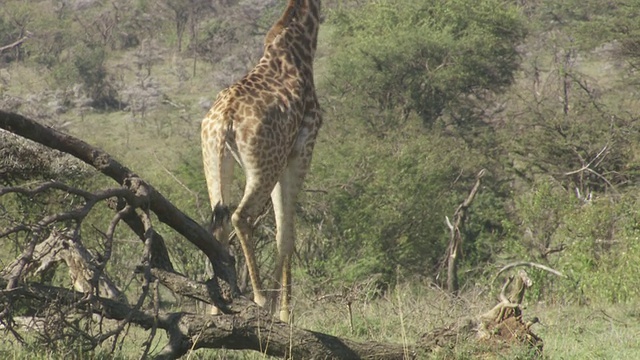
[
  {"xmin": 264, "ymin": 0, "xmax": 321, "ymax": 59},
  {"xmin": 264, "ymin": 0, "xmax": 300, "ymax": 46}
]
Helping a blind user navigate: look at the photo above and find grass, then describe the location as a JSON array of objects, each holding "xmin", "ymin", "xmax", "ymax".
[
  {"xmin": 3, "ymin": 282, "xmax": 639, "ymax": 359},
  {"xmin": 537, "ymin": 303, "xmax": 640, "ymax": 359}
]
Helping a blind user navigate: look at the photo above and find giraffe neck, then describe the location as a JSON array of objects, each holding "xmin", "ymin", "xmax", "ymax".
[
  {"xmin": 296, "ymin": 0, "xmax": 320, "ymax": 59},
  {"xmin": 250, "ymin": 0, "xmax": 320, "ymax": 100},
  {"xmin": 266, "ymin": 0, "xmax": 320, "ymax": 74}
]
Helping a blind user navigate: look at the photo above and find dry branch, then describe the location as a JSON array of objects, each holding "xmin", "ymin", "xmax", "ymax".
[
  {"xmin": 0, "ymin": 32, "xmax": 31, "ymax": 53},
  {"xmin": 0, "ymin": 273, "xmax": 413, "ymax": 360},
  {"xmin": 1, "ymin": 229, "xmax": 124, "ymax": 302},
  {"xmin": 496, "ymin": 262, "xmax": 565, "ymax": 278},
  {"xmin": 107, "ymin": 197, "xmax": 174, "ymax": 272},
  {"xmin": 445, "ymin": 169, "xmax": 486, "ymax": 294},
  {"xmin": 0, "ymin": 109, "xmax": 239, "ymax": 308}
]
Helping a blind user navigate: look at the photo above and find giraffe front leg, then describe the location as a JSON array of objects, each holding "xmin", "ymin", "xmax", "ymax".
[
  {"xmin": 279, "ymin": 253, "xmax": 293, "ymax": 323},
  {"xmin": 271, "ymin": 153, "xmax": 311, "ymax": 323},
  {"xmin": 271, "ymin": 184, "xmax": 295, "ymax": 322}
]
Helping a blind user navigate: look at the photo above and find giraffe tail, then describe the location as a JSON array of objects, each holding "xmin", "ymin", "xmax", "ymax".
[
  {"xmin": 203, "ymin": 91, "xmax": 237, "ymax": 246},
  {"xmin": 211, "ymin": 201, "xmax": 231, "ymax": 231}
]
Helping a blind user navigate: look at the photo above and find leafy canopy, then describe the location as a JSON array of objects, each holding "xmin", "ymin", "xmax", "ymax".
[{"xmin": 327, "ymin": 0, "xmax": 526, "ymax": 132}]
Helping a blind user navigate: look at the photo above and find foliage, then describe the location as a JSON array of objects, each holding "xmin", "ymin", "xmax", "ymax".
[
  {"xmin": 305, "ymin": 117, "xmax": 503, "ymax": 289},
  {"xmin": 504, "ymin": 178, "xmax": 640, "ymax": 304},
  {"xmin": 558, "ymin": 194, "xmax": 640, "ymax": 303},
  {"xmin": 50, "ymin": 42, "xmax": 121, "ymax": 108},
  {"xmin": 536, "ymin": 0, "xmax": 640, "ymax": 50},
  {"xmin": 490, "ymin": 0, "xmax": 640, "ymax": 303},
  {"xmin": 326, "ymin": 0, "xmax": 526, "ymax": 133}
]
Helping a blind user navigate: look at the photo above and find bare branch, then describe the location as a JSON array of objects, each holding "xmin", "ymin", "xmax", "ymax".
[
  {"xmin": 0, "ymin": 32, "xmax": 31, "ymax": 53},
  {"xmin": 584, "ymin": 167, "xmax": 618, "ymax": 193},
  {"xmin": 107, "ymin": 197, "xmax": 174, "ymax": 272},
  {"xmin": 564, "ymin": 144, "xmax": 619, "ymax": 194},
  {"xmin": 564, "ymin": 145, "xmax": 609, "ymax": 176},
  {"xmin": 542, "ymin": 244, "xmax": 566, "ymax": 257},
  {"xmin": 446, "ymin": 169, "xmax": 486, "ymax": 294},
  {"xmin": 0, "ymin": 110, "xmax": 239, "ymax": 306},
  {"xmin": 496, "ymin": 261, "xmax": 565, "ymax": 278}
]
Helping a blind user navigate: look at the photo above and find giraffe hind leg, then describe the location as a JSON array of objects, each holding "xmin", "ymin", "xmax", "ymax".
[
  {"xmin": 271, "ymin": 178, "xmax": 297, "ymax": 323},
  {"xmin": 231, "ymin": 181, "xmax": 277, "ymax": 308}
]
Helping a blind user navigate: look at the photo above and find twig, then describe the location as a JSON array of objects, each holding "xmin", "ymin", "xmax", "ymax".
[
  {"xmin": 564, "ymin": 145, "xmax": 609, "ymax": 176},
  {"xmin": 563, "ymin": 144, "xmax": 619, "ymax": 194},
  {"xmin": 542, "ymin": 244, "xmax": 566, "ymax": 257},
  {"xmin": 93, "ymin": 208, "xmax": 154, "ymax": 346}
]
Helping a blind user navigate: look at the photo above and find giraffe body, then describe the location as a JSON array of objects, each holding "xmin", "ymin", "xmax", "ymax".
[{"xmin": 201, "ymin": 0, "xmax": 321, "ymax": 323}]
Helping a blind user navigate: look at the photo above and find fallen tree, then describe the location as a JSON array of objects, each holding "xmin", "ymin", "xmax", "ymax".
[{"xmin": 0, "ymin": 110, "xmax": 543, "ymax": 359}]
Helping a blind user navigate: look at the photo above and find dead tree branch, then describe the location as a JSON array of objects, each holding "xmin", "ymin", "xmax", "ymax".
[
  {"xmin": 496, "ymin": 262, "xmax": 565, "ymax": 278},
  {"xmin": 0, "ymin": 273, "xmax": 413, "ymax": 360},
  {"xmin": 0, "ymin": 109, "xmax": 239, "ymax": 307},
  {"xmin": 1, "ymin": 229, "xmax": 125, "ymax": 302},
  {"xmin": 445, "ymin": 169, "xmax": 486, "ymax": 294},
  {"xmin": 0, "ymin": 32, "xmax": 32, "ymax": 53}
]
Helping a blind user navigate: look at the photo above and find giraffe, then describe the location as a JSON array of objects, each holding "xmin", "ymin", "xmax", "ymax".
[{"xmin": 201, "ymin": 0, "xmax": 321, "ymax": 323}]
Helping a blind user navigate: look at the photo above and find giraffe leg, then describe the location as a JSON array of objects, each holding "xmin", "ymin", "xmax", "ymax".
[
  {"xmin": 271, "ymin": 178, "xmax": 297, "ymax": 322},
  {"xmin": 271, "ymin": 122, "xmax": 319, "ymax": 323},
  {"xmin": 232, "ymin": 180, "xmax": 276, "ymax": 308}
]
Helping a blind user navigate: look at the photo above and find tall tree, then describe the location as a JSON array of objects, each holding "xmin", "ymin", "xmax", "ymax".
[{"xmin": 327, "ymin": 0, "xmax": 526, "ymax": 134}]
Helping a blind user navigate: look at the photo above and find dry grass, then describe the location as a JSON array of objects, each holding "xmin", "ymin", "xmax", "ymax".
[{"xmin": 2, "ymin": 277, "xmax": 640, "ymax": 359}]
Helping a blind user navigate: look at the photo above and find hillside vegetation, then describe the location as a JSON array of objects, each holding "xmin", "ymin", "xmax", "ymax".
[{"xmin": 2, "ymin": 0, "xmax": 640, "ymax": 358}]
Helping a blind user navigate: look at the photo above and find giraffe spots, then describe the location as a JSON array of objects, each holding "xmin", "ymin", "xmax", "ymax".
[{"xmin": 243, "ymin": 96, "xmax": 255, "ymax": 107}]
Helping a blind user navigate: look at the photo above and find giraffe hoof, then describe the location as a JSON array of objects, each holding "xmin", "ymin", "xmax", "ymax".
[
  {"xmin": 253, "ymin": 293, "xmax": 267, "ymax": 308},
  {"xmin": 279, "ymin": 310, "xmax": 291, "ymax": 324}
]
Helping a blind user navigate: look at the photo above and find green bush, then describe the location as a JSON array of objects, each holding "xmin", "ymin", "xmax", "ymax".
[
  {"xmin": 327, "ymin": 0, "xmax": 526, "ymax": 132},
  {"xmin": 504, "ymin": 179, "xmax": 640, "ymax": 304},
  {"xmin": 558, "ymin": 195, "xmax": 640, "ymax": 303}
]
